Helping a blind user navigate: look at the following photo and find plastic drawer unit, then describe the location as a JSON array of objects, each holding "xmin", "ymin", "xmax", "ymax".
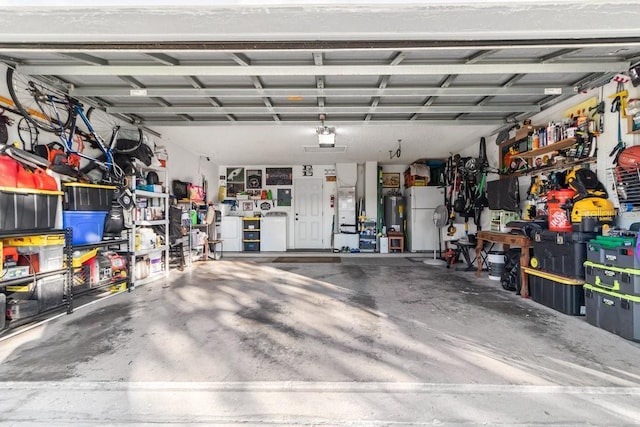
[
  {"xmin": 242, "ymin": 217, "xmax": 260, "ymax": 252},
  {"xmin": 523, "ymin": 267, "xmax": 585, "ymax": 316},
  {"xmin": 585, "ymin": 284, "xmax": 640, "ymax": 342},
  {"xmin": 530, "ymin": 230, "xmax": 596, "ymax": 279},
  {"xmin": 584, "ymin": 261, "xmax": 640, "ymax": 296}
]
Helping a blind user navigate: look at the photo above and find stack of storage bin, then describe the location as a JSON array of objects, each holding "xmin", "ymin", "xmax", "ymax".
[
  {"xmin": 584, "ymin": 236, "xmax": 640, "ymax": 342},
  {"xmin": 2, "ymin": 234, "xmax": 66, "ymax": 314},
  {"xmin": 525, "ymin": 230, "xmax": 596, "ymax": 315},
  {"xmin": 0, "ymin": 154, "xmax": 62, "ymax": 231},
  {"xmin": 62, "ymin": 183, "xmax": 115, "ymax": 245}
]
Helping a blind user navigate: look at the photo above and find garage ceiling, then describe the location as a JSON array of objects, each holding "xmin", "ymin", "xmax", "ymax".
[{"xmin": 1, "ymin": 1, "xmax": 640, "ymax": 165}]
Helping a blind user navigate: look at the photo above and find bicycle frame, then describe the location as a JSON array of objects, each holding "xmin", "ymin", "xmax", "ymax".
[
  {"xmin": 67, "ymin": 101, "xmax": 118, "ymax": 172},
  {"xmin": 46, "ymin": 95, "xmax": 120, "ymax": 177}
]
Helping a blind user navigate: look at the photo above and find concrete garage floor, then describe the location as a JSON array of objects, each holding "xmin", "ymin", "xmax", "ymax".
[{"xmin": 1, "ymin": 256, "xmax": 640, "ymax": 425}]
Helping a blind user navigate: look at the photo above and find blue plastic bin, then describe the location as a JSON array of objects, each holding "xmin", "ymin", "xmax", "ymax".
[{"xmin": 63, "ymin": 210, "xmax": 108, "ymax": 245}]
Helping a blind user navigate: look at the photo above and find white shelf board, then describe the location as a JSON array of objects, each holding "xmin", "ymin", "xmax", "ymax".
[
  {"xmin": 135, "ymin": 219, "xmax": 168, "ymax": 226},
  {"xmin": 134, "ymin": 245, "xmax": 168, "ymax": 256},
  {"xmin": 135, "ymin": 189, "xmax": 169, "ymax": 199}
]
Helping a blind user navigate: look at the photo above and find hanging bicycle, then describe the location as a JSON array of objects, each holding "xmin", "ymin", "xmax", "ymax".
[{"xmin": 6, "ymin": 67, "xmax": 144, "ymax": 182}]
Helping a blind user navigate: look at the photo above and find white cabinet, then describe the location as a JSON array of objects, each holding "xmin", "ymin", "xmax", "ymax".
[{"xmin": 220, "ymin": 216, "xmax": 242, "ymax": 252}]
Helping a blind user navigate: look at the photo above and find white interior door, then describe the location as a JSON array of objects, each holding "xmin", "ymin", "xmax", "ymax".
[{"xmin": 294, "ymin": 178, "xmax": 323, "ymax": 249}]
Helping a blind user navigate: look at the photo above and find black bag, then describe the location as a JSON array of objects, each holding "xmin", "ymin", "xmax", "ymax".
[
  {"xmin": 487, "ymin": 176, "xmax": 520, "ymax": 211},
  {"xmin": 116, "ymin": 139, "xmax": 154, "ymax": 166},
  {"xmin": 103, "ymin": 205, "xmax": 125, "ymax": 237},
  {"xmin": 500, "ymin": 248, "xmax": 521, "ymax": 293},
  {"xmin": 172, "ymin": 180, "xmax": 190, "ymax": 199}
]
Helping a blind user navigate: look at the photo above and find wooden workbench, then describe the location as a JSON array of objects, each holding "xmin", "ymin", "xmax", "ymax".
[{"xmin": 475, "ymin": 230, "xmax": 532, "ymax": 298}]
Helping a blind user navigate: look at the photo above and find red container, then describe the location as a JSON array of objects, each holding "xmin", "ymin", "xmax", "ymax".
[
  {"xmin": 32, "ymin": 169, "xmax": 58, "ymax": 191},
  {"xmin": 547, "ymin": 189, "xmax": 576, "ymax": 232},
  {"xmin": 0, "ymin": 154, "xmax": 19, "ymax": 187},
  {"xmin": 16, "ymin": 166, "xmax": 35, "ymax": 189}
]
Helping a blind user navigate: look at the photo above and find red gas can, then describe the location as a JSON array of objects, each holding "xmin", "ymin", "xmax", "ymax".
[{"xmin": 0, "ymin": 154, "xmax": 19, "ymax": 187}]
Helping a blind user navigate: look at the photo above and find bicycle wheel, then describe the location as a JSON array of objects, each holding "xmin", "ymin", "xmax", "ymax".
[
  {"xmin": 17, "ymin": 117, "xmax": 39, "ymax": 150},
  {"xmin": 6, "ymin": 67, "xmax": 71, "ymax": 133},
  {"xmin": 86, "ymin": 107, "xmax": 143, "ymax": 154}
]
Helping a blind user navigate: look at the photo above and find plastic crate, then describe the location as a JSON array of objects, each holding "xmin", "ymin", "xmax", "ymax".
[
  {"xmin": 585, "ymin": 284, "xmax": 640, "ymax": 342},
  {"xmin": 530, "ymin": 230, "xmax": 596, "ymax": 279},
  {"xmin": 35, "ymin": 273, "xmax": 65, "ymax": 312},
  {"xmin": 584, "ymin": 261, "xmax": 640, "ymax": 296},
  {"xmin": 243, "ymin": 230, "xmax": 260, "ymax": 240},
  {"xmin": 63, "ymin": 182, "xmax": 115, "ymax": 211},
  {"xmin": 63, "ymin": 210, "xmax": 108, "ymax": 245},
  {"xmin": 0, "ymin": 187, "xmax": 62, "ymax": 232},
  {"xmin": 525, "ymin": 268, "xmax": 585, "ymax": 316},
  {"xmin": 243, "ymin": 218, "xmax": 260, "ymax": 230},
  {"xmin": 4, "ymin": 234, "xmax": 65, "ymax": 273},
  {"xmin": 243, "ymin": 241, "xmax": 260, "ymax": 251},
  {"xmin": 587, "ymin": 236, "xmax": 638, "ymax": 269}
]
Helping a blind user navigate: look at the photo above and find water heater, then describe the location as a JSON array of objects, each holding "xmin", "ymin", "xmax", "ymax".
[{"xmin": 384, "ymin": 195, "xmax": 405, "ymax": 233}]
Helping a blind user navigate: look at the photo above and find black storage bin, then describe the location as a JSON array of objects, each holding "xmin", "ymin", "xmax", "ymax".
[
  {"xmin": 243, "ymin": 241, "xmax": 260, "ymax": 251},
  {"xmin": 0, "ymin": 187, "xmax": 61, "ymax": 232},
  {"xmin": 243, "ymin": 230, "xmax": 260, "ymax": 240},
  {"xmin": 531, "ymin": 230, "xmax": 597, "ymax": 279},
  {"xmin": 585, "ymin": 284, "xmax": 640, "ymax": 342},
  {"xmin": 243, "ymin": 218, "xmax": 260, "ymax": 230},
  {"xmin": 63, "ymin": 183, "xmax": 115, "ymax": 211},
  {"xmin": 528, "ymin": 270, "xmax": 585, "ymax": 316}
]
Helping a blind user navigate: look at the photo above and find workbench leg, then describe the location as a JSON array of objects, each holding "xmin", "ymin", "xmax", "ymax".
[
  {"xmin": 475, "ymin": 238, "xmax": 483, "ymax": 277},
  {"xmin": 520, "ymin": 246, "xmax": 530, "ymax": 298}
]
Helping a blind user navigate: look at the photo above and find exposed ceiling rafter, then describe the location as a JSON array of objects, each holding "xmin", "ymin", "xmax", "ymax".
[{"xmin": 17, "ymin": 61, "xmax": 630, "ymax": 77}]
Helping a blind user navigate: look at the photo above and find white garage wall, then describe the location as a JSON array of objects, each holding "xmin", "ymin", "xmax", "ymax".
[
  {"xmin": 163, "ymin": 140, "xmax": 218, "ymax": 202},
  {"xmin": 218, "ymin": 163, "xmax": 335, "ymax": 249}
]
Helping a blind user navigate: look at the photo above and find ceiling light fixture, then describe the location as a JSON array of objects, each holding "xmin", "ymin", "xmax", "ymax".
[{"xmin": 316, "ymin": 114, "xmax": 336, "ymax": 147}]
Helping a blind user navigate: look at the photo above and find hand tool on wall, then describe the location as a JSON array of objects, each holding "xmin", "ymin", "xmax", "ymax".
[{"xmin": 609, "ymin": 82, "xmax": 627, "ymax": 165}]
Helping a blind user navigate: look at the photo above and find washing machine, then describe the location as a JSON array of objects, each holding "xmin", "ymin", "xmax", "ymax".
[{"xmin": 260, "ymin": 212, "xmax": 288, "ymax": 252}]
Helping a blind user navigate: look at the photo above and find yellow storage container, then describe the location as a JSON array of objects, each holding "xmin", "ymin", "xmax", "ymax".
[{"xmin": 3, "ymin": 234, "xmax": 65, "ymax": 247}]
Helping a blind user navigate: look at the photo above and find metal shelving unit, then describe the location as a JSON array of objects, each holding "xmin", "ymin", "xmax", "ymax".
[
  {"xmin": 129, "ymin": 166, "xmax": 170, "ymax": 288},
  {"xmin": 67, "ymin": 231, "xmax": 130, "ymax": 313}
]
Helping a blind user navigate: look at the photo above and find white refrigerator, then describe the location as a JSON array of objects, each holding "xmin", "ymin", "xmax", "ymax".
[{"xmin": 404, "ymin": 186, "xmax": 444, "ymax": 252}]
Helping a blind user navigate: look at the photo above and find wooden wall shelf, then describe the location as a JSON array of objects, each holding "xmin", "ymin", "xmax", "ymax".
[{"xmin": 516, "ymin": 137, "xmax": 578, "ymax": 159}]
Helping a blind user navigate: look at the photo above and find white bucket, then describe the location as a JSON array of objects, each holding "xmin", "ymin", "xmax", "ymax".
[{"xmin": 487, "ymin": 251, "xmax": 505, "ymax": 281}]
